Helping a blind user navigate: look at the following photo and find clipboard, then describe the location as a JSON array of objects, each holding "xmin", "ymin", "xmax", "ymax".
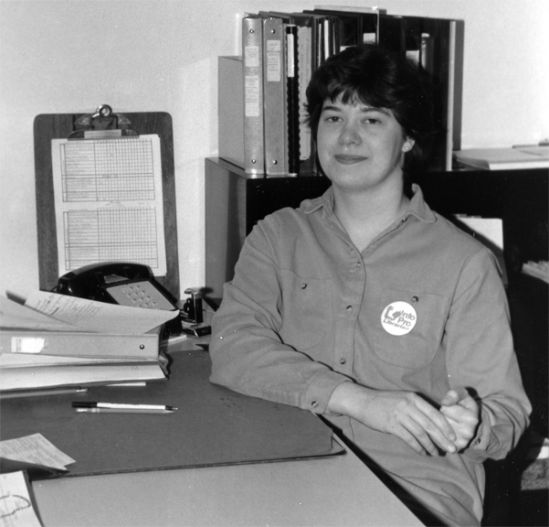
[{"xmin": 33, "ymin": 106, "xmax": 179, "ymax": 298}]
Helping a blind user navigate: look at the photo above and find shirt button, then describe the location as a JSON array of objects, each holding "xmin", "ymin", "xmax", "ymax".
[
  {"xmin": 346, "ymin": 305, "xmax": 353, "ymax": 312},
  {"xmin": 311, "ymin": 400, "xmax": 319, "ymax": 408},
  {"xmin": 339, "ymin": 357, "xmax": 347, "ymax": 365}
]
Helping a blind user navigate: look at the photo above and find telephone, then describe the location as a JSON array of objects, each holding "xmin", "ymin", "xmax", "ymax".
[{"xmin": 54, "ymin": 262, "xmax": 179, "ymax": 311}]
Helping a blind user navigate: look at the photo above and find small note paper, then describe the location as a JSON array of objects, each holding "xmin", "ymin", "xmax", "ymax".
[
  {"xmin": 0, "ymin": 471, "xmax": 43, "ymax": 526},
  {"xmin": 0, "ymin": 434, "xmax": 75, "ymax": 474}
]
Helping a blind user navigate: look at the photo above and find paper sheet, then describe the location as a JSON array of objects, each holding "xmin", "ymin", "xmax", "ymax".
[
  {"xmin": 0, "ymin": 296, "xmax": 76, "ymax": 332},
  {"xmin": 0, "ymin": 471, "xmax": 43, "ymax": 527},
  {"xmin": 22, "ymin": 291, "xmax": 179, "ymax": 335},
  {"xmin": 51, "ymin": 134, "xmax": 167, "ymax": 277},
  {"xmin": 0, "ymin": 434, "xmax": 74, "ymax": 473}
]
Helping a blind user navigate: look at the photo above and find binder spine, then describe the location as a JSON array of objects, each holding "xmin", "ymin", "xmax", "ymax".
[
  {"xmin": 262, "ymin": 16, "xmax": 288, "ymax": 176},
  {"xmin": 443, "ymin": 20, "xmax": 455, "ymax": 171},
  {"xmin": 1, "ymin": 330, "xmax": 159, "ymax": 360},
  {"xmin": 296, "ymin": 23, "xmax": 313, "ymax": 169},
  {"xmin": 242, "ymin": 16, "xmax": 266, "ymax": 176},
  {"xmin": 286, "ymin": 24, "xmax": 299, "ymax": 176}
]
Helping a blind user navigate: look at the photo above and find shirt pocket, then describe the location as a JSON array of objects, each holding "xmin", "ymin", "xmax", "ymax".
[
  {"xmin": 279, "ymin": 269, "xmax": 331, "ymax": 351},
  {"xmin": 369, "ymin": 288, "xmax": 446, "ymax": 369}
]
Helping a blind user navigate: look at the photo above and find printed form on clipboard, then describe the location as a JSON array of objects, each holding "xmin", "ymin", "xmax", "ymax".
[{"xmin": 50, "ymin": 134, "xmax": 167, "ymax": 278}]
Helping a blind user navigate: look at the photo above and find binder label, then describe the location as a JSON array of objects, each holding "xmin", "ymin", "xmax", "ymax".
[
  {"xmin": 244, "ymin": 45, "xmax": 260, "ymax": 68},
  {"xmin": 11, "ymin": 336, "xmax": 46, "ymax": 354},
  {"xmin": 244, "ymin": 76, "xmax": 261, "ymax": 118},
  {"xmin": 266, "ymin": 40, "xmax": 282, "ymax": 82}
]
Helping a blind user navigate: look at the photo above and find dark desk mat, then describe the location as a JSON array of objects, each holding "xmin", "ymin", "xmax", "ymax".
[{"xmin": 0, "ymin": 349, "xmax": 342, "ymax": 478}]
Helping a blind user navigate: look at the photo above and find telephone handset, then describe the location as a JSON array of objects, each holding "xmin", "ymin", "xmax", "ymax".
[{"xmin": 54, "ymin": 262, "xmax": 179, "ymax": 311}]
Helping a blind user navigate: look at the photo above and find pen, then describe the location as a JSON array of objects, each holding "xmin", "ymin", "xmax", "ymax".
[{"xmin": 72, "ymin": 401, "xmax": 178, "ymax": 414}]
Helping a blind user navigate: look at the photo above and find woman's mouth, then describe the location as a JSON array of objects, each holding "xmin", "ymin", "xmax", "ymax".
[{"xmin": 334, "ymin": 154, "xmax": 368, "ymax": 165}]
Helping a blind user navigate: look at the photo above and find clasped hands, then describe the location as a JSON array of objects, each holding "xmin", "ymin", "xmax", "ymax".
[{"xmin": 328, "ymin": 383, "xmax": 480, "ymax": 456}]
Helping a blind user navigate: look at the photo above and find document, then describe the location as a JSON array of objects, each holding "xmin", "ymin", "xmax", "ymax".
[
  {"xmin": 0, "ymin": 471, "xmax": 43, "ymax": 527},
  {"xmin": 0, "ymin": 296, "xmax": 75, "ymax": 332},
  {"xmin": 0, "ymin": 434, "xmax": 74, "ymax": 473},
  {"xmin": 50, "ymin": 134, "xmax": 167, "ymax": 277},
  {"xmin": 20, "ymin": 291, "xmax": 178, "ymax": 334}
]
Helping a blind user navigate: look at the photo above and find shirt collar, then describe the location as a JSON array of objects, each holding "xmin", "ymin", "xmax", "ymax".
[
  {"xmin": 407, "ymin": 184, "xmax": 437, "ymax": 223},
  {"xmin": 302, "ymin": 183, "xmax": 437, "ymax": 223}
]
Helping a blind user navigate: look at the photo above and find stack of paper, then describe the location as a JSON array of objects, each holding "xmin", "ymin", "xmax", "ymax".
[
  {"xmin": 453, "ymin": 146, "xmax": 549, "ymax": 170},
  {"xmin": 0, "ymin": 291, "xmax": 179, "ymax": 392}
]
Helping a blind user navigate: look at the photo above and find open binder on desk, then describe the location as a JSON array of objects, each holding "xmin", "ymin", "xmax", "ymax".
[
  {"xmin": 0, "ymin": 292, "xmax": 178, "ymax": 392},
  {"xmin": 34, "ymin": 106, "xmax": 179, "ymax": 299}
]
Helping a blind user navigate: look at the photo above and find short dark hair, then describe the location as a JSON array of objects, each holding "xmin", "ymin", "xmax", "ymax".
[{"xmin": 306, "ymin": 44, "xmax": 434, "ymax": 169}]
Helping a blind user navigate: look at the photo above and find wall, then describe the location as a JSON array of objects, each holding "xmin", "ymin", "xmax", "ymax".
[{"xmin": 1, "ymin": 0, "xmax": 547, "ymax": 298}]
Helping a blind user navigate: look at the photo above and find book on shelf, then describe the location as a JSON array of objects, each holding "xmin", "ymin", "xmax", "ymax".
[
  {"xmin": 0, "ymin": 291, "xmax": 178, "ymax": 393},
  {"xmin": 311, "ymin": 7, "xmax": 381, "ymax": 47},
  {"xmin": 242, "ymin": 14, "xmax": 266, "ymax": 176},
  {"xmin": 218, "ymin": 55, "xmax": 246, "ymax": 170},
  {"xmin": 286, "ymin": 23, "xmax": 300, "ymax": 175},
  {"xmin": 453, "ymin": 147, "xmax": 549, "ymax": 170},
  {"xmin": 261, "ymin": 15, "xmax": 289, "ymax": 176}
]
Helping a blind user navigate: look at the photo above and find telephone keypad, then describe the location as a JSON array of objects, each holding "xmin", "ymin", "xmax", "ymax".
[{"xmin": 107, "ymin": 281, "xmax": 176, "ymax": 310}]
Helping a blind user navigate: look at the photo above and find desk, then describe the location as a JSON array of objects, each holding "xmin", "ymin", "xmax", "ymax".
[
  {"xmin": 3, "ymin": 341, "xmax": 423, "ymax": 526},
  {"xmin": 32, "ymin": 441, "xmax": 422, "ymax": 526}
]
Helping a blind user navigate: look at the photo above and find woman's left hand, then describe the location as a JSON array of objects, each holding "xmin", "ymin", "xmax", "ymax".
[{"xmin": 440, "ymin": 388, "xmax": 480, "ymax": 451}]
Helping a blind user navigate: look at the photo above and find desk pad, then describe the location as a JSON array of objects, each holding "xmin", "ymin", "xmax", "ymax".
[{"xmin": 0, "ymin": 348, "xmax": 343, "ymax": 478}]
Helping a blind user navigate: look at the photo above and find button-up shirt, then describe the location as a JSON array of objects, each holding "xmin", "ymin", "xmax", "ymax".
[{"xmin": 210, "ymin": 185, "xmax": 531, "ymax": 526}]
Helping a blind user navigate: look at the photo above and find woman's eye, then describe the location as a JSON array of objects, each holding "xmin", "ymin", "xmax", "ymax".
[
  {"xmin": 363, "ymin": 117, "xmax": 381, "ymax": 125},
  {"xmin": 324, "ymin": 115, "xmax": 341, "ymax": 123}
]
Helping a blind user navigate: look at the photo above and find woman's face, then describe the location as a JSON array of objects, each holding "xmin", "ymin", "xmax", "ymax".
[{"xmin": 316, "ymin": 94, "xmax": 413, "ymax": 194}]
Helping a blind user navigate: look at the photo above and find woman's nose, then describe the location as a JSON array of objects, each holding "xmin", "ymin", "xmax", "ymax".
[{"xmin": 338, "ymin": 122, "xmax": 361, "ymax": 146}]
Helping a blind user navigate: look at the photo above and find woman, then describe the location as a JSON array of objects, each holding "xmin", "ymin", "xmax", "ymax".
[{"xmin": 210, "ymin": 45, "xmax": 530, "ymax": 526}]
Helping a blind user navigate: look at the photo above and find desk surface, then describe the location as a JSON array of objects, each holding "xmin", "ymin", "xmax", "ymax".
[
  {"xmin": 4, "ymin": 339, "xmax": 423, "ymax": 526},
  {"xmin": 32, "ymin": 438, "xmax": 422, "ymax": 527}
]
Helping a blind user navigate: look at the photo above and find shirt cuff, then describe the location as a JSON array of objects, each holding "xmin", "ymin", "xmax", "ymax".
[
  {"xmin": 462, "ymin": 407, "xmax": 493, "ymax": 462},
  {"xmin": 303, "ymin": 370, "xmax": 352, "ymax": 414}
]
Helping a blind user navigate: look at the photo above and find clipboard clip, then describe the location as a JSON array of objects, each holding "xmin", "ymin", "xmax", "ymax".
[{"xmin": 69, "ymin": 104, "xmax": 138, "ymax": 139}]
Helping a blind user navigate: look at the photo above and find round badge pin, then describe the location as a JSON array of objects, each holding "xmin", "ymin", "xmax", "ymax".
[{"xmin": 380, "ymin": 301, "xmax": 417, "ymax": 336}]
